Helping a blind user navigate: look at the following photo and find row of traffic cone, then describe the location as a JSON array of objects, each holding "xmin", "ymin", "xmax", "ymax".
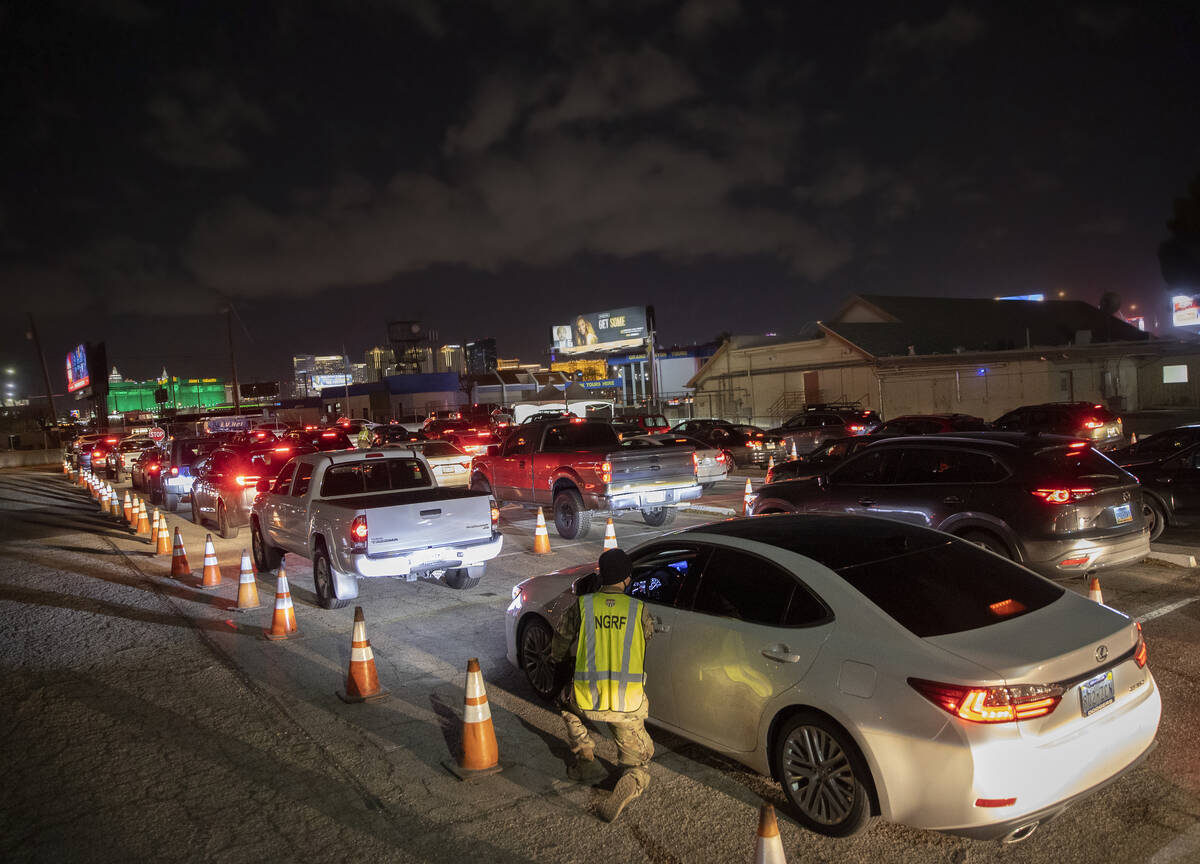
[{"xmin": 530, "ymin": 506, "xmax": 622, "ymax": 555}]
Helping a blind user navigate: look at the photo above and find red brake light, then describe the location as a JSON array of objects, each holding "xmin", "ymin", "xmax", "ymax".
[
  {"xmin": 1069, "ymin": 441, "xmax": 1088, "ymax": 449},
  {"xmin": 235, "ymin": 475, "xmax": 260, "ymax": 487},
  {"xmin": 490, "ymin": 500, "xmax": 500, "ymax": 529},
  {"xmin": 1083, "ymin": 419, "xmax": 1104, "ymax": 429},
  {"xmin": 847, "ymin": 424, "xmax": 864, "ymax": 433},
  {"xmin": 909, "ymin": 678, "xmax": 1062, "ymax": 723},
  {"xmin": 1134, "ymin": 622, "xmax": 1148, "ymax": 668},
  {"xmin": 1030, "ymin": 487, "xmax": 1094, "ymax": 503},
  {"xmin": 715, "ymin": 452, "xmax": 726, "ymax": 463},
  {"xmin": 600, "ymin": 461, "xmax": 612, "ymax": 483},
  {"xmin": 321, "ymin": 432, "xmax": 337, "ymax": 438},
  {"xmin": 149, "ymin": 465, "xmax": 160, "ymax": 474},
  {"xmin": 570, "ymin": 417, "xmax": 586, "ymax": 424},
  {"xmin": 170, "ymin": 466, "xmax": 179, "ymax": 476},
  {"xmin": 350, "ymin": 515, "xmax": 368, "ymax": 550},
  {"xmin": 274, "ymin": 447, "xmax": 292, "ymax": 453}
]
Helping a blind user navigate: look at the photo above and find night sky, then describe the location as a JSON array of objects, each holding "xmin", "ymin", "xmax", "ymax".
[{"xmin": 3, "ymin": 1, "xmax": 1198, "ymax": 392}]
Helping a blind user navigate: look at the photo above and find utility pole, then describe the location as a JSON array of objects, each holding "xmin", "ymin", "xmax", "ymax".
[
  {"xmin": 225, "ymin": 305, "xmax": 241, "ymax": 416},
  {"xmin": 26, "ymin": 313, "xmax": 57, "ymax": 426}
]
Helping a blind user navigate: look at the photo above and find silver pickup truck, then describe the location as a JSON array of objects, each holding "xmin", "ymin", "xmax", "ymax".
[{"xmin": 249, "ymin": 450, "xmax": 502, "ymax": 608}]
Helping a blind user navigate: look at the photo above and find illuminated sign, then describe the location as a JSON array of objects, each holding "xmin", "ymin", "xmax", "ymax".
[
  {"xmin": 1172, "ymin": 295, "xmax": 1199, "ymax": 328},
  {"xmin": 551, "ymin": 306, "xmax": 647, "ymax": 355},
  {"xmin": 311, "ymin": 373, "xmax": 352, "ymax": 389},
  {"xmin": 995, "ymin": 293, "xmax": 1045, "ymax": 302},
  {"xmin": 66, "ymin": 344, "xmax": 89, "ymax": 392}
]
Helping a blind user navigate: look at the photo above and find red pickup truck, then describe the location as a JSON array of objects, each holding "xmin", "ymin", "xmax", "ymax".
[{"xmin": 469, "ymin": 418, "xmax": 702, "ymax": 538}]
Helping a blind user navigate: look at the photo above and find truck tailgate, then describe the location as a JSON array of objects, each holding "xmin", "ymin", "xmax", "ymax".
[
  {"xmin": 608, "ymin": 449, "xmax": 696, "ymax": 495},
  {"xmin": 330, "ymin": 489, "xmax": 494, "ymax": 555}
]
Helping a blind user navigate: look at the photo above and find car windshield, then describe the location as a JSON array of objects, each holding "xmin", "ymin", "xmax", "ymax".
[
  {"xmin": 1128, "ymin": 428, "xmax": 1200, "ymax": 458},
  {"xmin": 1035, "ymin": 445, "xmax": 1125, "ymax": 485},
  {"xmin": 176, "ymin": 440, "xmax": 219, "ymax": 466},
  {"xmin": 411, "ymin": 441, "xmax": 462, "ymax": 458},
  {"xmin": 319, "ymin": 459, "xmax": 431, "ymax": 496},
  {"xmin": 836, "ymin": 542, "xmax": 1065, "ymax": 637}
]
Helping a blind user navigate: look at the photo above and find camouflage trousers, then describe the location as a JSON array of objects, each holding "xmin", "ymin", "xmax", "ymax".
[{"xmin": 560, "ymin": 696, "xmax": 653, "ymax": 794}]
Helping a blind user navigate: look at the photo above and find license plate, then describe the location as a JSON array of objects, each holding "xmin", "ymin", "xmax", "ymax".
[
  {"xmin": 1108, "ymin": 426, "xmax": 1119, "ymax": 436},
  {"xmin": 1079, "ymin": 670, "xmax": 1115, "ymax": 717},
  {"xmin": 437, "ymin": 464, "xmax": 458, "ymax": 474},
  {"xmin": 1112, "ymin": 503, "xmax": 1132, "ymax": 524},
  {"xmin": 644, "ymin": 491, "xmax": 666, "ymax": 504}
]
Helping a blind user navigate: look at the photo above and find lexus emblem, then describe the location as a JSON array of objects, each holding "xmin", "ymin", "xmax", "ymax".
[{"xmin": 1095, "ymin": 644, "xmax": 1109, "ymax": 663}]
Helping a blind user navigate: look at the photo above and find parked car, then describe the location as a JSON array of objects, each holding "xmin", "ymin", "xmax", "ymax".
[
  {"xmin": 1109, "ymin": 424, "xmax": 1200, "ymax": 463},
  {"xmin": 875, "ymin": 414, "xmax": 989, "ymax": 435},
  {"xmin": 130, "ymin": 447, "xmax": 164, "ymax": 493},
  {"xmin": 614, "ymin": 413, "xmax": 671, "ymax": 435},
  {"xmin": 281, "ymin": 428, "xmax": 356, "ymax": 451},
  {"xmin": 87, "ymin": 436, "xmax": 122, "ymax": 476},
  {"xmin": 424, "ymin": 418, "xmax": 482, "ymax": 439},
  {"xmin": 105, "ymin": 435, "xmax": 157, "ymax": 480},
  {"xmin": 1115, "ymin": 432, "xmax": 1200, "ymax": 540},
  {"xmin": 441, "ymin": 428, "xmax": 500, "ymax": 457},
  {"xmin": 506, "ymin": 513, "xmax": 1159, "ymax": 840},
  {"xmin": 250, "ymin": 449, "xmax": 503, "ymax": 607},
  {"xmin": 66, "ymin": 433, "xmax": 107, "ymax": 467},
  {"xmin": 610, "ymin": 422, "xmax": 648, "ymax": 441},
  {"xmin": 768, "ymin": 404, "xmax": 883, "ymax": 455},
  {"xmin": 993, "ymin": 402, "xmax": 1125, "ymax": 451},
  {"xmin": 383, "ymin": 440, "xmax": 473, "ymax": 488},
  {"xmin": 764, "ymin": 434, "xmax": 898, "ymax": 484},
  {"xmin": 748, "ymin": 433, "xmax": 1149, "ymax": 577},
  {"xmin": 190, "ymin": 442, "xmax": 312, "ymax": 538},
  {"xmin": 648, "ymin": 433, "xmax": 730, "ymax": 488},
  {"xmin": 669, "ymin": 420, "xmax": 786, "ymax": 468},
  {"xmin": 368, "ymin": 425, "xmax": 426, "ymax": 446},
  {"xmin": 471, "ymin": 418, "xmax": 702, "ymax": 538},
  {"xmin": 150, "ymin": 437, "xmax": 223, "ymax": 512}
]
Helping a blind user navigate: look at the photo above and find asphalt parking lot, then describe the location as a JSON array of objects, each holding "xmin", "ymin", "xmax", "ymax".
[{"xmin": 1, "ymin": 465, "xmax": 1199, "ymax": 863}]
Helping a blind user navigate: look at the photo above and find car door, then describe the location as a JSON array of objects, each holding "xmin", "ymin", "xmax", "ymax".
[
  {"xmin": 278, "ymin": 460, "xmax": 316, "ymax": 548},
  {"xmin": 192, "ymin": 455, "xmax": 217, "ymax": 518},
  {"xmin": 1153, "ymin": 445, "xmax": 1200, "ymax": 519},
  {"xmin": 666, "ymin": 545, "xmax": 832, "ymax": 752},
  {"xmin": 814, "ymin": 447, "xmax": 903, "ymax": 515},
  {"xmin": 495, "ymin": 430, "xmax": 536, "ymax": 502},
  {"xmin": 867, "ymin": 445, "xmax": 978, "ymax": 527},
  {"xmin": 262, "ymin": 459, "xmax": 297, "ymax": 547},
  {"xmin": 623, "ymin": 542, "xmax": 711, "ymax": 728}
]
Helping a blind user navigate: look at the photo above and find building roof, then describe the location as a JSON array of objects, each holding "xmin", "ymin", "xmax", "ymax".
[{"xmin": 821, "ymin": 295, "xmax": 1148, "ymax": 358}]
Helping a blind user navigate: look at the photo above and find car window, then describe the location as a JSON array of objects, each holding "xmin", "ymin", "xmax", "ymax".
[
  {"xmin": 831, "ymin": 448, "xmax": 901, "ymax": 484},
  {"xmin": 895, "ymin": 448, "xmax": 1007, "ymax": 484},
  {"xmin": 836, "ymin": 541, "xmax": 1064, "ymax": 637},
  {"xmin": 542, "ymin": 423, "xmax": 618, "ymax": 450},
  {"xmin": 1131, "ymin": 430, "xmax": 1200, "ymax": 458},
  {"xmin": 272, "ymin": 461, "xmax": 296, "ymax": 494},
  {"xmin": 416, "ymin": 441, "xmax": 461, "ymax": 458},
  {"xmin": 627, "ymin": 545, "xmax": 708, "ymax": 607},
  {"xmin": 291, "ymin": 462, "xmax": 314, "ymax": 497},
  {"xmin": 502, "ymin": 432, "xmax": 535, "ymax": 457},
  {"xmin": 690, "ymin": 547, "xmax": 816, "ymax": 626}
]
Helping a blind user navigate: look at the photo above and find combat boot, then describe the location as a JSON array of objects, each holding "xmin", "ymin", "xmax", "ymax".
[
  {"xmin": 568, "ymin": 754, "xmax": 607, "ymax": 785},
  {"xmin": 599, "ymin": 773, "xmax": 641, "ymax": 822}
]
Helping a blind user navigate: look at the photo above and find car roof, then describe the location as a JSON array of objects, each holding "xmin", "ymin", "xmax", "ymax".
[
  {"xmin": 865, "ymin": 431, "xmax": 1086, "ymax": 451},
  {"xmin": 683, "ymin": 514, "xmax": 948, "ymax": 571}
]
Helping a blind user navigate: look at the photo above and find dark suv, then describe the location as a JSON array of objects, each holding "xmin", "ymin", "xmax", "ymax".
[
  {"xmin": 769, "ymin": 404, "xmax": 882, "ymax": 455},
  {"xmin": 993, "ymin": 402, "xmax": 1125, "ymax": 451},
  {"xmin": 190, "ymin": 441, "xmax": 313, "ymax": 538},
  {"xmin": 749, "ymin": 433, "xmax": 1149, "ymax": 576},
  {"xmin": 1114, "ymin": 426, "xmax": 1200, "ymax": 540},
  {"xmin": 875, "ymin": 413, "xmax": 988, "ymax": 435}
]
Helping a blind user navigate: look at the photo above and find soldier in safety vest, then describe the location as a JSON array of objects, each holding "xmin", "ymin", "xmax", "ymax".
[{"xmin": 550, "ymin": 548, "xmax": 654, "ymax": 823}]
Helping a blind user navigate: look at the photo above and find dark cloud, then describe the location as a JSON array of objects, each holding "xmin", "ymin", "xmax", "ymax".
[
  {"xmin": 876, "ymin": 6, "xmax": 986, "ymax": 50},
  {"xmin": 676, "ymin": 0, "xmax": 741, "ymax": 38},
  {"xmin": 144, "ymin": 74, "xmax": 271, "ymax": 170}
]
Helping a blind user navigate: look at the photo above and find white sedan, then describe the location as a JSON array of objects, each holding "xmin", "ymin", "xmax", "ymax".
[{"xmin": 505, "ymin": 514, "xmax": 1160, "ymax": 841}]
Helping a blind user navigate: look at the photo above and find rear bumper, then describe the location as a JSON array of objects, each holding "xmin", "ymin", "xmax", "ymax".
[
  {"xmin": 349, "ymin": 533, "xmax": 503, "ymax": 578},
  {"xmin": 1023, "ymin": 529, "xmax": 1150, "ymax": 575},
  {"xmin": 162, "ymin": 476, "xmax": 196, "ymax": 497},
  {"xmin": 591, "ymin": 484, "xmax": 704, "ymax": 511}
]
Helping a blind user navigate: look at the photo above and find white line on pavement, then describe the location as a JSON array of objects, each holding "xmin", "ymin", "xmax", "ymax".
[{"xmin": 1136, "ymin": 597, "xmax": 1198, "ymax": 624}]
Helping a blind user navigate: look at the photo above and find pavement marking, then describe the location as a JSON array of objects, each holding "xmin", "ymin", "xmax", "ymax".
[{"xmin": 1136, "ymin": 597, "xmax": 1198, "ymax": 624}]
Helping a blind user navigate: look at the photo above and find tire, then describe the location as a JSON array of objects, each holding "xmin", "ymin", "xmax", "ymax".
[
  {"xmin": 1143, "ymin": 497, "xmax": 1167, "ymax": 542},
  {"xmin": 553, "ymin": 489, "xmax": 592, "ymax": 539},
  {"xmin": 518, "ymin": 617, "xmax": 559, "ymax": 702},
  {"xmin": 165, "ymin": 493, "xmax": 179, "ymax": 513},
  {"xmin": 312, "ymin": 541, "xmax": 349, "ymax": 609},
  {"xmin": 957, "ymin": 529, "xmax": 1011, "ymax": 559},
  {"xmin": 252, "ymin": 518, "xmax": 283, "ymax": 572},
  {"xmin": 469, "ymin": 474, "xmax": 492, "ymax": 494},
  {"xmin": 773, "ymin": 710, "xmax": 875, "ymax": 838},
  {"xmin": 217, "ymin": 501, "xmax": 239, "ymax": 540},
  {"xmin": 150, "ymin": 481, "xmax": 162, "ymax": 506},
  {"xmin": 441, "ymin": 566, "xmax": 482, "ymax": 590},
  {"xmin": 190, "ymin": 491, "xmax": 203, "ymax": 525},
  {"xmin": 641, "ymin": 507, "xmax": 677, "ymax": 527}
]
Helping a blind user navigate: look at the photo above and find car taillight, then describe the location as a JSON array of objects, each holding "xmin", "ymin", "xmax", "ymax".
[
  {"xmin": 909, "ymin": 678, "xmax": 1063, "ymax": 723},
  {"xmin": 1083, "ymin": 419, "xmax": 1105, "ymax": 429},
  {"xmin": 847, "ymin": 424, "xmax": 864, "ymax": 433},
  {"xmin": 490, "ymin": 499, "xmax": 500, "ymax": 531},
  {"xmin": 692, "ymin": 452, "xmax": 699, "ymax": 470},
  {"xmin": 1030, "ymin": 487, "xmax": 1094, "ymax": 503},
  {"xmin": 170, "ymin": 466, "xmax": 179, "ymax": 476},
  {"xmin": 235, "ymin": 475, "xmax": 260, "ymax": 487},
  {"xmin": 600, "ymin": 461, "xmax": 612, "ymax": 483},
  {"xmin": 149, "ymin": 465, "xmax": 160, "ymax": 473},
  {"xmin": 321, "ymin": 432, "xmax": 338, "ymax": 438},
  {"xmin": 715, "ymin": 452, "xmax": 726, "ymax": 463},
  {"xmin": 1134, "ymin": 622, "xmax": 1148, "ymax": 668},
  {"xmin": 350, "ymin": 515, "xmax": 368, "ymax": 551}
]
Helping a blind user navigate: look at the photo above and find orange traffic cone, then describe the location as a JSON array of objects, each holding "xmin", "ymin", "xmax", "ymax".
[
  {"xmin": 264, "ymin": 566, "xmax": 299, "ymax": 640},
  {"xmin": 123, "ymin": 491, "xmax": 133, "ymax": 524},
  {"xmin": 235, "ymin": 549, "xmax": 259, "ymax": 607},
  {"xmin": 753, "ymin": 804, "xmax": 787, "ymax": 864},
  {"xmin": 1088, "ymin": 576, "xmax": 1104, "ymax": 604},
  {"xmin": 743, "ymin": 478, "xmax": 754, "ymax": 515},
  {"xmin": 170, "ymin": 528, "xmax": 190, "ymax": 578},
  {"xmin": 1130, "ymin": 432, "xmax": 1139, "ymax": 444},
  {"xmin": 200, "ymin": 535, "xmax": 223, "ymax": 590},
  {"xmin": 136, "ymin": 500, "xmax": 150, "ymax": 537},
  {"xmin": 109, "ymin": 487, "xmax": 120, "ymax": 516},
  {"xmin": 603, "ymin": 517, "xmax": 618, "ymax": 550},
  {"xmin": 150, "ymin": 507, "xmax": 161, "ymax": 540},
  {"xmin": 445, "ymin": 658, "xmax": 502, "ymax": 779},
  {"xmin": 767, "ymin": 455, "xmax": 775, "ymax": 471},
  {"xmin": 155, "ymin": 518, "xmax": 171, "ymax": 555},
  {"xmin": 532, "ymin": 507, "xmax": 552, "ymax": 554},
  {"xmin": 337, "ymin": 606, "xmax": 387, "ymax": 703},
  {"xmin": 790, "ymin": 441, "xmax": 798, "ymax": 460}
]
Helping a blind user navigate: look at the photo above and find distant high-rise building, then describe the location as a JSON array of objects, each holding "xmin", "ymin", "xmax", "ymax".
[
  {"xmin": 436, "ymin": 344, "xmax": 465, "ymax": 374},
  {"xmin": 363, "ymin": 345, "xmax": 394, "ymax": 382},
  {"xmin": 465, "ymin": 338, "xmax": 497, "ymax": 375}
]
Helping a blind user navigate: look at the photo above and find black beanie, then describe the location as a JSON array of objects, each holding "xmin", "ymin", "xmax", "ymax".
[{"xmin": 598, "ymin": 548, "xmax": 632, "ymax": 585}]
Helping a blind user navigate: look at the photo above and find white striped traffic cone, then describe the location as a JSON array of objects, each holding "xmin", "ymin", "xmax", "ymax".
[
  {"xmin": 264, "ymin": 567, "xmax": 298, "ymax": 640},
  {"xmin": 603, "ymin": 518, "xmax": 618, "ymax": 550},
  {"xmin": 753, "ymin": 804, "xmax": 787, "ymax": 863},
  {"xmin": 445, "ymin": 658, "xmax": 502, "ymax": 779},
  {"xmin": 337, "ymin": 606, "xmax": 386, "ymax": 702},
  {"xmin": 235, "ymin": 549, "xmax": 259, "ymax": 608}
]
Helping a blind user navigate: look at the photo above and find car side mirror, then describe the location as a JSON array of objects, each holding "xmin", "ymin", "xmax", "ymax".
[
  {"xmin": 487, "ymin": 444, "xmax": 500, "ymax": 457},
  {"xmin": 256, "ymin": 479, "xmax": 272, "ymax": 493}
]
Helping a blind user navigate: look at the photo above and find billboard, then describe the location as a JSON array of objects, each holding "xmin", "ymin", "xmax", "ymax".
[
  {"xmin": 66, "ymin": 344, "xmax": 90, "ymax": 392},
  {"xmin": 1172, "ymin": 295, "xmax": 1199, "ymax": 328},
  {"xmin": 551, "ymin": 306, "xmax": 647, "ymax": 355},
  {"xmin": 311, "ymin": 373, "xmax": 351, "ymax": 389}
]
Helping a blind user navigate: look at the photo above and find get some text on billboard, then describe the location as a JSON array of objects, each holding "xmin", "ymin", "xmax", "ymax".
[{"xmin": 551, "ymin": 306, "xmax": 647, "ymax": 354}]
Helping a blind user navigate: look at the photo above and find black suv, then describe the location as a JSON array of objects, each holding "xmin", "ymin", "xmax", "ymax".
[
  {"xmin": 1113, "ymin": 425, "xmax": 1200, "ymax": 540},
  {"xmin": 992, "ymin": 402, "xmax": 1125, "ymax": 451},
  {"xmin": 768, "ymin": 404, "xmax": 882, "ymax": 455},
  {"xmin": 749, "ymin": 433, "xmax": 1148, "ymax": 576}
]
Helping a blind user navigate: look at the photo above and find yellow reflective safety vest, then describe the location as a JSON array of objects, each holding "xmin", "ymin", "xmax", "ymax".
[{"xmin": 574, "ymin": 592, "xmax": 646, "ymax": 712}]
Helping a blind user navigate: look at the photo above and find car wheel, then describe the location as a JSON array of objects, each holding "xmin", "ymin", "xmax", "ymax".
[
  {"xmin": 441, "ymin": 566, "xmax": 481, "ymax": 590},
  {"xmin": 519, "ymin": 617, "xmax": 559, "ymax": 702},
  {"xmin": 553, "ymin": 489, "xmax": 592, "ymax": 539},
  {"xmin": 957, "ymin": 529, "xmax": 1011, "ymax": 559},
  {"xmin": 774, "ymin": 711, "xmax": 875, "ymax": 838},
  {"xmin": 217, "ymin": 501, "xmax": 239, "ymax": 540},
  {"xmin": 252, "ymin": 518, "xmax": 283, "ymax": 572},
  {"xmin": 1143, "ymin": 497, "xmax": 1166, "ymax": 542},
  {"xmin": 641, "ymin": 507, "xmax": 677, "ymax": 527},
  {"xmin": 312, "ymin": 542, "xmax": 348, "ymax": 609},
  {"xmin": 165, "ymin": 493, "xmax": 179, "ymax": 513}
]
